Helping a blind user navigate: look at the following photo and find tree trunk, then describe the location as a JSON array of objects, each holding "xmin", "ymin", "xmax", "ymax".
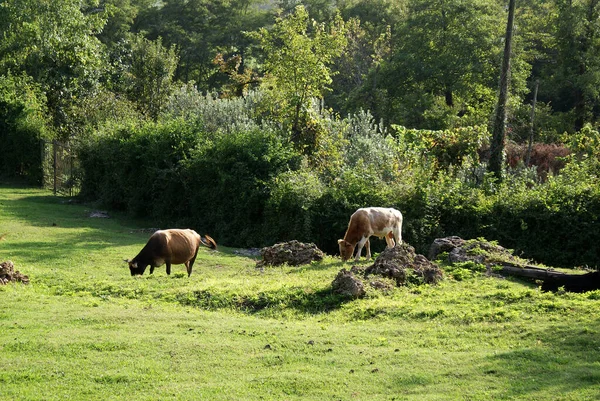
[
  {"xmin": 525, "ymin": 79, "xmax": 539, "ymax": 166},
  {"xmin": 488, "ymin": 0, "xmax": 516, "ymax": 181},
  {"xmin": 445, "ymin": 89, "xmax": 453, "ymax": 107}
]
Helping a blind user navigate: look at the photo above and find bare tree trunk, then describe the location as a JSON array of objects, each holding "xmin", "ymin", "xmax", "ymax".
[
  {"xmin": 488, "ymin": 0, "xmax": 516, "ymax": 180},
  {"xmin": 525, "ymin": 79, "xmax": 539, "ymax": 166}
]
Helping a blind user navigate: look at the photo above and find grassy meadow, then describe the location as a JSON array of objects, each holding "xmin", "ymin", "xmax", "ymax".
[{"xmin": 1, "ymin": 185, "xmax": 600, "ymax": 400}]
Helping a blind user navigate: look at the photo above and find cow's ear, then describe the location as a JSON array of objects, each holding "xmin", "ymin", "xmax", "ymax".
[
  {"xmin": 337, "ymin": 239, "xmax": 344, "ymax": 245},
  {"xmin": 123, "ymin": 259, "xmax": 129, "ymax": 263}
]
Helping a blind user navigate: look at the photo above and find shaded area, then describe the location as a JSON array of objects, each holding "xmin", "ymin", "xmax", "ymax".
[
  {"xmin": 484, "ymin": 320, "xmax": 600, "ymax": 399},
  {"xmin": 175, "ymin": 287, "xmax": 353, "ymax": 314}
]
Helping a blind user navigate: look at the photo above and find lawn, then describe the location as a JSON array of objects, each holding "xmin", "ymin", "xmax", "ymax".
[{"xmin": 1, "ymin": 185, "xmax": 600, "ymax": 400}]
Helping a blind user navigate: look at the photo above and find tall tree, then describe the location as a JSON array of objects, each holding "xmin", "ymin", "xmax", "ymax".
[
  {"xmin": 124, "ymin": 34, "xmax": 179, "ymax": 121},
  {"xmin": 134, "ymin": 0, "xmax": 271, "ymax": 91},
  {"xmin": 489, "ymin": 0, "xmax": 516, "ymax": 180},
  {"xmin": 249, "ymin": 5, "xmax": 347, "ymax": 149},
  {"xmin": 546, "ymin": 0, "xmax": 600, "ymax": 131}
]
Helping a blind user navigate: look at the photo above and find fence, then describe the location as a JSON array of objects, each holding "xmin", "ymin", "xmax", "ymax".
[{"xmin": 42, "ymin": 140, "xmax": 80, "ymax": 197}]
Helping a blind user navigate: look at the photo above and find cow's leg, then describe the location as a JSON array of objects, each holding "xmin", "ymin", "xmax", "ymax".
[
  {"xmin": 166, "ymin": 262, "xmax": 172, "ymax": 275},
  {"xmin": 150, "ymin": 265, "xmax": 155, "ymax": 274},
  {"xmin": 393, "ymin": 225, "xmax": 402, "ymax": 246},
  {"xmin": 186, "ymin": 256, "xmax": 197, "ymax": 277},
  {"xmin": 355, "ymin": 236, "xmax": 369, "ymax": 262},
  {"xmin": 365, "ymin": 238, "xmax": 372, "ymax": 260},
  {"xmin": 385, "ymin": 232, "xmax": 395, "ymax": 248}
]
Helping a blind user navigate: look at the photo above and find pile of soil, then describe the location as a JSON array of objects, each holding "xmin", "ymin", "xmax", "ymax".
[
  {"xmin": 331, "ymin": 269, "xmax": 366, "ymax": 298},
  {"xmin": 364, "ymin": 243, "xmax": 443, "ymax": 286},
  {"xmin": 332, "ymin": 244, "xmax": 443, "ymax": 296},
  {"xmin": 428, "ymin": 236, "xmax": 518, "ymax": 266},
  {"xmin": 257, "ymin": 240, "xmax": 324, "ymax": 267},
  {"xmin": 0, "ymin": 261, "xmax": 29, "ymax": 285}
]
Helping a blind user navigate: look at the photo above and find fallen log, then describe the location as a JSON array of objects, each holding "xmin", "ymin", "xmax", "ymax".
[{"xmin": 494, "ymin": 262, "xmax": 600, "ymax": 293}]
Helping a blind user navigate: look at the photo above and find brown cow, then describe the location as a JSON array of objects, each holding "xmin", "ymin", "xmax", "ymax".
[
  {"xmin": 338, "ymin": 207, "xmax": 403, "ymax": 262},
  {"xmin": 125, "ymin": 229, "xmax": 216, "ymax": 277}
]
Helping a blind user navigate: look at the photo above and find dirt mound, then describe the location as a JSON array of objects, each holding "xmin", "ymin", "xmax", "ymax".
[
  {"xmin": 257, "ymin": 240, "xmax": 324, "ymax": 267},
  {"xmin": 331, "ymin": 269, "xmax": 366, "ymax": 298},
  {"xmin": 429, "ymin": 236, "xmax": 517, "ymax": 266},
  {"xmin": 364, "ymin": 244, "xmax": 443, "ymax": 286},
  {"xmin": 332, "ymin": 244, "xmax": 442, "ymax": 292},
  {"xmin": 0, "ymin": 261, "xmax": 30, "ymax": 285}
]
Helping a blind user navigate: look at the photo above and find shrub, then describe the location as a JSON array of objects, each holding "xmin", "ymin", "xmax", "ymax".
[
  {"xmin": 178, "ymin": 127, "xmax": 300, "ymax": 246},
  {"xmin": 392, "ymin": 125, "xmax": 489, "ymax": 170}
]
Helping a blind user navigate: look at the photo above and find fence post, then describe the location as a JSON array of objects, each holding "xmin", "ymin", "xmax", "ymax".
[{"xmin": 53, "ymin": 140, "xmax": 57, "ymax": 196}]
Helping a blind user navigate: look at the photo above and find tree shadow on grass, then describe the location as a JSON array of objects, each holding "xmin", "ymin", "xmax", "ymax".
[
  {"xmin": 1, "ymin": 195, "xmax": 147, "ymax": 231},
  {"xmin": 176, "ymin": 287, "xmax": 354, "ymax": 315},
  {"xmin": 482, "ymin": 318, "xmax": 600, "ymax": 399},
  {"xmin": 0, "ymin": 195, "xmax": 155, "ymax": 267}
]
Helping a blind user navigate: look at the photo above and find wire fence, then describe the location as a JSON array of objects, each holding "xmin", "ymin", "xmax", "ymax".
[{"xmin": 42, "ymin": 140, "xmax": 80, "ymax": 197}]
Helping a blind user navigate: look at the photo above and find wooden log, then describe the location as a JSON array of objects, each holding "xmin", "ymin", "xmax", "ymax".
[{"xmin": 494, "ymin": 262, "xmax": 600, "ymax": 293}]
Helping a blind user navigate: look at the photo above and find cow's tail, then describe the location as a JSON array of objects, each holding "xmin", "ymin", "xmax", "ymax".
[{"xmin": 201, "ymin": 234, "xmax": 217, "ymax": 250}]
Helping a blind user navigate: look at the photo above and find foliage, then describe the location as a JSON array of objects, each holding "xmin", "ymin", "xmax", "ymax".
[
  {"xmin": 0, "ymin": 73, "xmax": 50, "ymax": 183},
  {"xmin": 123, "ymin": 34, "xmax": 179, "ymax": 121},
  {"xmin": 161, "ymin": 85, "xmax": 264, "ymax": 134},
  {"xmin": 248, "ymin": 5, "xmax": 347, "ymax": 150},
  {"xmin": 180, "ymin": 127, "xmax": 300, "ymax": 246},
  {"xmin": 381, "ymin": 0, "xmax": 504, "ymax": 129},
  {"xmin": 78, "ymin": 118, "xmax": 301, "ymax": 246},
  {"xmin": 393, "ymin": 125, "xmax": 489, "ymax": 170},
  {"xmin": 0, "ymin": 0, "xmax": 106, "ymax": 137}
]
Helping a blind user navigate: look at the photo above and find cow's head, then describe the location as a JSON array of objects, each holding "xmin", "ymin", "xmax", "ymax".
[
  {"xmin": 338, "ymin": 239, "xmax": 355, "ymax": 262},
  {"xmin": 124, "ymin": 259, "xmax": 148, "ymax": 276}
]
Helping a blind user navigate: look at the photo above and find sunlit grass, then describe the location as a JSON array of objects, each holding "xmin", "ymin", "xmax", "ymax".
[{"xmin": 1, "ymin": 185, "xmax": 600, "ymax": 400}]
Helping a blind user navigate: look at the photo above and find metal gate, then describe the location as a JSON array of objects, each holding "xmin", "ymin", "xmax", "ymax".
[{"xmin": 42, "ymin": 140, "xmax": 80, "ymax": 196}]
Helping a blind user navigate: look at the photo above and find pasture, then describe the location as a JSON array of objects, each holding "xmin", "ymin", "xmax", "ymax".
[{"xmin": 1, "ymin": 185, "xmax": 600, "ymax": 400}]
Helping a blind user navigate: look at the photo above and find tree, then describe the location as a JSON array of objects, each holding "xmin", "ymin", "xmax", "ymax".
[
  {"xmin": 489, "ymin": 0, "xmax": 516, "ymax": 180},
  {"xmin": 382, "ymin": 0, "xmax": 504, "ymax": 129},
  {"xmin": 124, "ymin": 34, "xmax": 179, "ymax": 121},
  {"xmin": 134, "ymin": 0, "xmax": 271, "ymax": 91},
  {"xmin": 545, "ymin": 0, "xmax": 600, "ymax": 131},
  {"xmin": 0, "ymin": 0, "xmax": 107, "ymax": 138},
  {"xmin": 249, "ymin": 5, "xmax": 347, "ymax": 149}
]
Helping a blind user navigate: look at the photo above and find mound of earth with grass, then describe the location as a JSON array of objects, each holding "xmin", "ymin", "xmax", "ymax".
[
  {"xmin": 332, "ymin": 244, "xmax": 442, "ymax": 297},
  {"xmin": 257, "ymin": 240, "xmax": 324, "ymax": 268},
  {"xmin": 0, "ymin": 260, "xmax": 30, "ymax": 285},
  {"xmin": 331, "ymin": 269, "xmax": 366, "ymax": 298},
  {"xmin": 364, "ymin": 243, "xmax": 443, "ymax": 286},
  {"xmin": 428, "ymin": 236, "xmax": 518, "ymax": 266}
]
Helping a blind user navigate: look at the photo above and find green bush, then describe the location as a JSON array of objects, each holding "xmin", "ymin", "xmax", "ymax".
[
  {"xmin": 78, "ymin": 118, "xmax": 201, "ymax": 216},
  {"xmin": 180, "ymin": 127, "xmax": 300, "ymax": 246},
  {"xmin": 77, "ymin": 94, "xmax": 600, "ymax": 268}
]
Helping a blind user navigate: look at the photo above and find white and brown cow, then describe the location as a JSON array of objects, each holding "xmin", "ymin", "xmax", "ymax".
[
  {"xmin": 338, "ymin": 207, "xmax": 403, "ymax": 262},
  {"xmin": 125, "ymin": 229, "xmax": 217, "ymax": 277}
]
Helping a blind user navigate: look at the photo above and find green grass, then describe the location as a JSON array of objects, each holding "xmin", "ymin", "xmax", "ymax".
[{"xmin": 1, "ymin": 185, "xmax": 600, "ymax": 400}]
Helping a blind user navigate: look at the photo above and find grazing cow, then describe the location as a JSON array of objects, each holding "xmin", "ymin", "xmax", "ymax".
[
  {"xmin": 338, "ymin": 207, "xmax": 403, "ymax": 262},
  {"xmin": 125, "ymin": 229, "xmax": 217, "ymax": 277}
]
